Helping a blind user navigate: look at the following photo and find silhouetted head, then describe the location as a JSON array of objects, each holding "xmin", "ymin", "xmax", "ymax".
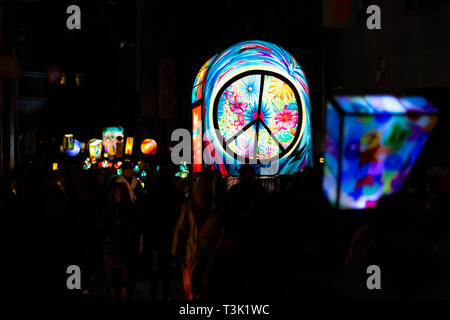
[
  {"xmin": 192, "ymin": 171, "xmax": 213, "ymax": 208},
  {"xmin": 157, "ymin": 163, "xmax": 173, "ymax": 186},
  {"xmin": 239, "ymin": 164, "xmax": 255, "ymax": 183},
  {"xmin": 109, "ymin": 182, "xmax": 131, "ymax": 207},
  {"xmin": 122, "ymin": 160, "xmax": 134, "ymax": 178}
]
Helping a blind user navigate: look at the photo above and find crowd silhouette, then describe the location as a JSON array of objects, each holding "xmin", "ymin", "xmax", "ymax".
[{"xmin": 0, "ymin": 156, "xmax": 449, "ymax": 300}]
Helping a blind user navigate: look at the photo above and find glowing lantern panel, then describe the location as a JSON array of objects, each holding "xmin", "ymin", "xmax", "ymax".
[
  {"xmin": 192, "ymin": 106, "xmax": 202, "ymax": 173},
  {"xmin": 323, "ymin": 95, "xmax": 438, "ymax": 210},
  {"xmin": 64, "ymin": 134, "xmax": 74, "ymax": 150},
  {"xmin": 125, "ymin": 137, "xmax": 134, "ymax": 155},
  {"xmin": 88, "ymin": 139, "xmax": 102, "ymax": 162}
]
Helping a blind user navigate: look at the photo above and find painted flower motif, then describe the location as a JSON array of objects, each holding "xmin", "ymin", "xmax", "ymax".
[
  {"xmin": 268, "ymin": 77, "xmax": 293, "ymax": 101},
  {"xmin": 223, "ymin": 89, "xmax": 234, "ymax": 100},
  {"xmin": 234, "ymin": 75, "xmax": 260, "ymax": 105},
  {"xmin": 229, "ymin": 95, "xmax": 248, "ymax": 114},
  {"xmin": 234, "ymin": 114, "xmax": 244, "ymax": 129},
  {"xmin": 243, "ymin": 102, "xmax": 273, "ymax": 127},
  {"xmin": 274, "ymin": 105, "xmax": 298, "ymax": 130}
]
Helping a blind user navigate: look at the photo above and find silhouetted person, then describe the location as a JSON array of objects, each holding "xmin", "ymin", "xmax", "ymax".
[
  {"xmin": 227, "ymin": 164, "xmax": 269, "ymax": 297},
  {"xmin": 342, "ymin": 191, "xmax": 433, "ymax": 298},
  {"xmin": 146, "ymin": 164, "xmax": 185, "ymax": 299},
  {"xmin": 102, "ymin": 182, "xmax": 143, "ymax": 300},
  {"xmin": 172, "ymin": 171, "xmax": 213, "ymax": 300}
]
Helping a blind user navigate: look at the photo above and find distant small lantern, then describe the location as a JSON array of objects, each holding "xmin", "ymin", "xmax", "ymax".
[
  {"xmin": 141, "ymin": 139, "xmax": 157, "ymax": 155},
  {"xmin": 125, "ymin": 137, "xmax": 134, "ymax": 155},
  {"xmin": 88, "ymin": 139, "xmax": 103, "ymax": 162},
  {"xmin": 65, "ymin": 140, "xmax": 81, "ymax": 156},
  {"xmin": 116, "ymin": 136, "xmax": 124, "ymax": 158},
  {"xmin": 64, "ymin": 134, "xmax": 74, "ymax": 150}
]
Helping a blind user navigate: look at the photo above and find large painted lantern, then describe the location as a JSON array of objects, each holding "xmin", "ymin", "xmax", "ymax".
[
  {"xmin": 192, "ymin": 40, "xmax": 313, "ymax": 175},
  {"xmin": 323, "ymin": 95, "xmax": 438, "ymax": 210}
]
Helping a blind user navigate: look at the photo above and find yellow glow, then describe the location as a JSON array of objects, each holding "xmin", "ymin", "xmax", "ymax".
[
  {"xmin": 60, "ymin": 73, "xmax": 66, "ymax": 85},
  {"xmin": 319, "ymin": 157, "xmax": 325, "ymax": 164},
  {"xmin": 52, "ymin": 163, "xmax": 58, "ymax": 171},
  {"xmin": 125, "ymin": 137, "xmax": 134, "ymax": 155},
  {"xmin": 75, "ymin": 73, "xmax": 80, "ymax": 86}
]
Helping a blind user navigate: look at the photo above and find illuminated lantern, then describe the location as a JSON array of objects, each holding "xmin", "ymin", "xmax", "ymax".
[
  {"xmin": 63, "ymin": 134, "xmax": 74, "ymax": 150},
  {"xmin": 102, "ymin": 126, "xmax": 124, "ymax": 156},
  {"xmin": 175, "ymin": 161, "xmax": 189, "ymax": 179},
  {"xmin": 88, "ymin": 139, "xmax": 102, "ymax": 162},
  {"xmin": 83, "ymin": 158, "xmax": 92, "ymax": 170},
  {"xmin": 66, "ymin": 139, "xmax": 81, "ymax": 156},
  {"xmin": 116, "ymin": 136, "xmax": 124, "ymax": 158},
  {"xmin": 323, "ymin": 95, "xmax": 438, "ymax": 210},
  {"xmin": 141, "ymin": 139, "xmax": 157, "ymax": 155},
  {"xmin": 52, "ymin": 163, "xmax": 58, "ymax": 171},
  {"xmin": 191, "ymin": 40, "xmax": 313, "ymax": 175},
  {"xmin": 125, "ymin": 137, "xmax": 134, "ymax": 155}
]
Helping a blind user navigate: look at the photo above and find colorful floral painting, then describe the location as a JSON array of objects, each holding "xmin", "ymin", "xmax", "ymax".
[
  {"xmin": 262, "ymin": 75, "xmax": 299, "ymax": 150},
  {"xmin": 217, "ymin": 74, "xmax": 261, "ymax": 143},
  {"xmin": 216, "ymin": 74, "xmax": 300, "ymax": 160},
  {"xmin": 192, "ymin": 40, "xmax": 313, "ymax": 175},
  {"xmin": 323, "ymin": 95, "xmax": 438, "ymax": 210}
]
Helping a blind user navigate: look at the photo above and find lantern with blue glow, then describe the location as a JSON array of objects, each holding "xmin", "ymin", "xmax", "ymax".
[
  {"xmin": 66, "ymin": 139, "xmax": 81, "ymax": 156},
  {"xmin": 323, "ymin": 95, "xmax": 438, "ymax": 210},
  {"xmin": 191, "ymin": 40, "xmax": 313, "ymax": 175}
]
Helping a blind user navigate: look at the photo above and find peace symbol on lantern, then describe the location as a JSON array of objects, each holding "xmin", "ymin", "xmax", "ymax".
[{"xmin": 213, "ymin": 70, "xmax": 302, "ymax": 162}]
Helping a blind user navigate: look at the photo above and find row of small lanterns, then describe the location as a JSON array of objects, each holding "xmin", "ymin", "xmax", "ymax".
[{"xmin": 62, "ymin": 134, "xmax": 157, "ymax": 159}]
